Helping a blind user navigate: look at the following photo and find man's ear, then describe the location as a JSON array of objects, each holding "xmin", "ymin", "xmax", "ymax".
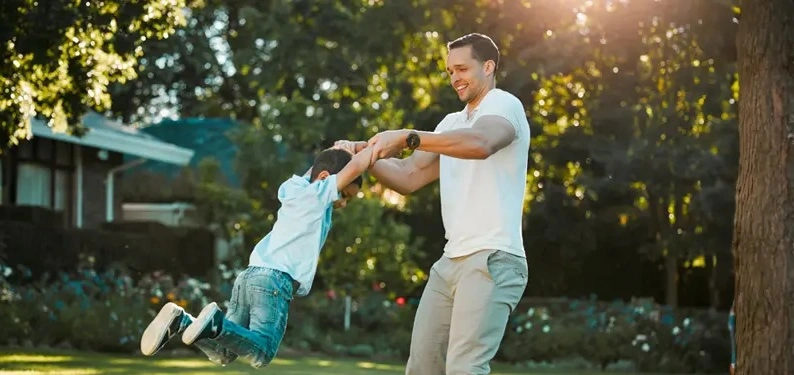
[
  {"xmin": 485, "ymin": 60, "xmax": 496, "ymax": 77},
  {"xmin": 315, "ymin": 170, "xmax": 330, "ymax": 180}
]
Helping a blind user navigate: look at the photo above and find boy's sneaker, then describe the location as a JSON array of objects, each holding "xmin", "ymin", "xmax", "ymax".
[
  {"xmin": 140, "ymin": 302, "xmax": 188, "ymax": 356},
  {"xmin": 182, "ymin": 302, "xmax": 224, "ymax": 345}
]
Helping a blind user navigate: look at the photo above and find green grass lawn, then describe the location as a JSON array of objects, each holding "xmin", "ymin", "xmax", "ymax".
[{"xmin": 0, "ymin": 349, "xmax": 685, "ymax": 375}]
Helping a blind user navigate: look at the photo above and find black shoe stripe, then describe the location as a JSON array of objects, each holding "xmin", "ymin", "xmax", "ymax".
[{"xmin": 157, "ymin": 312, "xmax": 183, "ymax": 349}]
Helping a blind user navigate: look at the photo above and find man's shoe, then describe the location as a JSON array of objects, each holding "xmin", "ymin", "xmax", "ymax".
[
  {"xmin": 140, "ymin": 302, "xmax": 187, "ymax": 356},
  {"xmin": 182, "ymin": 302, "xmax": 224, "ymax": 345}
]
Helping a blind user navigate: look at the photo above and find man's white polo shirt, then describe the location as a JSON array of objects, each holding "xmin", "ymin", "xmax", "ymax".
[{"xmin": 434, "ymin": 88, "xmax": 530, "ymax": 259}]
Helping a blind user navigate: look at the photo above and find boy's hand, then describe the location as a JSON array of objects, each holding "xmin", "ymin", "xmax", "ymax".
[
  {"xmin": 359, "ymin": 146, "xmax": 378, "ymax": 167},
  {"xmin": 350, "ymin": 145, "xmax": 376, "ymax": 166},
  {"xmin": 333, "ymin": 140, "xmax": 367, "ymax": 155}
]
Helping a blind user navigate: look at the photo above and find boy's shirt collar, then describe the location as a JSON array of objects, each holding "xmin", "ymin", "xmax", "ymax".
[{"xmin": 278, "ymin": 174, "xmax": 339, "ymax": 205}]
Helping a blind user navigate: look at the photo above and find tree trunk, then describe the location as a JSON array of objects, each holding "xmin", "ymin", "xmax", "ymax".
[{"xmin": 734, "ymin": 1, "xmax": 794, "ymax": 374}]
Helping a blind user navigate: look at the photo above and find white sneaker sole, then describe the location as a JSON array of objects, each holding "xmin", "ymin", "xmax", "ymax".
[
  {"xmin": 182, "ymin": 302, "xmax": 220, "ymax": 346},
  {"xmin": 140, "ymin": 302, "xmax": 183, "ymax": 356}
]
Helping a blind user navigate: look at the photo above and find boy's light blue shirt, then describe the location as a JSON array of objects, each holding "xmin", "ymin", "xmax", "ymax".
[{"xmin": 248, "ymin": 174, "xmax": 339, "ymax": 297}]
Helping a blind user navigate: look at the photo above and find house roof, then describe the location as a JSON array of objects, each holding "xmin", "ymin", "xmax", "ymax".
[
  {"xmin": 128, "ymin": 117, "xmax": 303, "ymax": 188},
  {"xmin": 31, "ymin": 111, "xmax": 194, "ymax": 166},
  {"xmin": 130, "ymin": 117, "xmax": 242, "ymax": 186}
]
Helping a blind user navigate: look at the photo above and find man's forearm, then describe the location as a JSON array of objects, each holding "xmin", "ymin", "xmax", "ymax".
[
  {"xmin": 368, "ymin": 159, "xmax": 415, "ymax": 195},
  {"xmin": 414, "ymin": 129, "xmax": 492, "ymax": 159}
]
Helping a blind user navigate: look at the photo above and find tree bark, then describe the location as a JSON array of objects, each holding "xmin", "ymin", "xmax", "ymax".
[{"xmin": 734, "ymin": 1, "xmax": 794, "ymax": 374}]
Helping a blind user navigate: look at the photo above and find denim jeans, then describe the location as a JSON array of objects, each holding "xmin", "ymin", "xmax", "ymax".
[{"xmin": 193, "ymin": 266, "xmax": 293, "ymax": 368}]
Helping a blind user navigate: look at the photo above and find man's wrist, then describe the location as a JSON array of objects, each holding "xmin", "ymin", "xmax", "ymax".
[{"xmin": 404, "ymin": 130, "xmax": 420, "ymax": 150}]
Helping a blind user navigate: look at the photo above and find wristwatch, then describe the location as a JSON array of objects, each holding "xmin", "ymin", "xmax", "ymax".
[{"xmin": 406, "ymin": 131, "xmax": 421, "ymax": 150}]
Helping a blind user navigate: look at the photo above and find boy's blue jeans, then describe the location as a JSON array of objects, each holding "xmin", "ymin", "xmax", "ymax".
[{"xmin": 192, "ymin": 266, "xmax": 294, "ymax": 368}]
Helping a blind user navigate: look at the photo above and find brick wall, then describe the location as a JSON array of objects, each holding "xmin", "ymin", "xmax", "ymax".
[{"xmin": 80, "ymin": 146, "xmax": 123, "ymax": 229}]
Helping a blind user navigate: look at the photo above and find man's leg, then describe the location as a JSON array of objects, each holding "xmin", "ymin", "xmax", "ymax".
[
  {"xmin": 405, "ymin": 257, "xmax": 454, "ymax": 375},
  {"xmin": 446, "ymin": 249, "xmax": 528, "ymax": 375}
]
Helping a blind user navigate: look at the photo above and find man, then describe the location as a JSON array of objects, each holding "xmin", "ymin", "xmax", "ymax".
[{"xmin": 337, "ymin": 33, "xmax": 530, "ymax": 374}]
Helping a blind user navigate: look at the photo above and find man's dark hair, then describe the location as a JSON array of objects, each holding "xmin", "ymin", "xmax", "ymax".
[
  {"xmin": 447, "ymin": 33, "xmax": 500, "ymax": 72},
  {"xmin": 310, "ymin": 148, "xmax": 363, "ymax": 187}
]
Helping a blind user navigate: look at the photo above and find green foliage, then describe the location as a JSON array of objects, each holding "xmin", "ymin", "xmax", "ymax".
[
  {"xmin": 499, "ymin": 298, "xmax": 731, "ymax": 373},
  {"xmin": 194, "ymin": 157, "xmax": 252, "ymax": 241},
  {"xmin": 0, "ymin": 264, "xmax": 210, "ymax": 352},
  {"xmin": 107, "ymin": 0, "xmax": 743, "ymax": 307},
  {"xmin": 522, "ymin": 1, "xmax": 738, "ymax": 305},
  {"xmin": 0, "ymin": 0, "xmax": 187, "ymax": 148},
  {"xmin": 319, "ymin": 196, "xmax": 425, "ymax": 297}
]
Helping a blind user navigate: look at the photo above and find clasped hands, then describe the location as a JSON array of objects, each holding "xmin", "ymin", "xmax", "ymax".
[{"xmin": 333, "ymin": 129, "xmax": 412, "ymax": 165}]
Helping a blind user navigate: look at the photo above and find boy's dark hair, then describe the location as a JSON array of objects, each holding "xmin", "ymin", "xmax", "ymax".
[
  {"xmin": 447, "ymin": 33, "xmax": 500, "ymax": 73},
  {"xmin": 310, "ymin": 148, "xmax": 363, "ymax": 187}
]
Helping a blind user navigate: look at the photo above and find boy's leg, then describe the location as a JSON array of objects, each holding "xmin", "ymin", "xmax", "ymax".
[
  {"xmin": 183, "ymin": 267, "xmax": 292, "ymax": 369},
  {"xmin": 140, "ymin": 302, "xmax": 194, "ymax": 356},
  {"xmin": 191, "ymin": 302, "xmax": 243, "ymax": 365},
  {"xmin": 140, "ymin": 301, "xmax": 242, "ymax": 364},
  {"xmin": 445, "ymin": 249, "xmax": 528, "ymax": 375},
  {"xmin": 193, "ymin": 271, "xmax": 249, "ymax": 365}
]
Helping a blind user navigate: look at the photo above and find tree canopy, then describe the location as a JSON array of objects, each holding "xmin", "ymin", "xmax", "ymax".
[{"xmin": 5, "ymin": 0, "xmax": 746, "ymax": 307}]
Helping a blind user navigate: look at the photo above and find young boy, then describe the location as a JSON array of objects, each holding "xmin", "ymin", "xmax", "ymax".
[{"xmin": 139, "ymin": 146, "xmax": 373, "ymax": 368}]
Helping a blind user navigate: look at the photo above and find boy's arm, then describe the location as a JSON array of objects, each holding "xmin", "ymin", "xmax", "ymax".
[
  {"xmin": 332, "ymin": 140, "xmax": 438, "ymax": 195},
  {"xmin": 334, "ymin": 147, "xmax": 375, "ymax": 191}
]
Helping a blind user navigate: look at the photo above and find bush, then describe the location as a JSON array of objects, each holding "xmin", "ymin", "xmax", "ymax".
[
  {"xmin": 102, "ymin": 221, "xmax": 216, "ymax": 278},
  {"xmin": 0, "ymin": 262, "xmax": 217, "ymax": 352},
  {"xmin": 0, "ymin": 206, "xmax": 64, "ymax": 228},
  {"xmin": 282, "ymin": 289, "xmax": 415, "ymax": 359},
  {"xmin": 499, "ymin": 297, "xmax": 731, "ymax": 373},
  {"xmin": 0, "ymin": 218, "xmax": 215, "ymax": 283}
]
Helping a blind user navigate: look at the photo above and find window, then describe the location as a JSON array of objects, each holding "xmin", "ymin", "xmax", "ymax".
[
  {"xmin": 12, "ymin": 139, "xmax": 74, "ymax": 223},
  {"xmin": 16, "ymin": 163, "xmax": 52, "ymax": 207}
]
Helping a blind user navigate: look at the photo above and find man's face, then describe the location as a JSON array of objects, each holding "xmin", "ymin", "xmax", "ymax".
[
  {"xmin": 334, "ymin": 184, "xmax": 360, "ymax": 209},
  {"xmin": 446, "ymin": 45, "xmax": 491, "ymax": 103}
]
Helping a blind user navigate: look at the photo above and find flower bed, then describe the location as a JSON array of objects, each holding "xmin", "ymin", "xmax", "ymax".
[{"xmin": 500, "ymin": 298, "xmax": 731, "ymax": 373}]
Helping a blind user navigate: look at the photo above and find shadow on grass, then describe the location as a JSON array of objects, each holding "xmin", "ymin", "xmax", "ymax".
[
  {"xmin": 0, "ymin": 349, "xmax": 695, "ymax": 375},
  {"xmin": 0, "ymin": 349, "xmax": 405, "ymax": 375}
]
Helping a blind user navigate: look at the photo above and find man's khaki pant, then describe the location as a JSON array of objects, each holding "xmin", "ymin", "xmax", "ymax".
[{"xmin": 405, "ymin": 249, "xmax": 528, "ymax": 375}]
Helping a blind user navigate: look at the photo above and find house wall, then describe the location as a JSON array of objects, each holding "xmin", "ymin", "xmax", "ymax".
[
  {"xmin": 80, "ymin": 147, "xmax": 124, "ymax": 229},
  {"xmin": 122, "ymin": 202, "xmax": 201, "ymax": 227}
]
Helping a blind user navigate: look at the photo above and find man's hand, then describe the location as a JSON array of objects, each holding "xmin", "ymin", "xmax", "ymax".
[
  {"xmin": 367, "ymin": 129, "xmax": 409, "ymax": 164},
  {"xmin": 333, "ymin": 140, "xmax": 368, "ymax": 155}
]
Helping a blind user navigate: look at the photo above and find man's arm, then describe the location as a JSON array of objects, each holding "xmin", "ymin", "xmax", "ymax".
[
  {"xmin": 368, "ymin": 115, "xmax": 516, "ymax": 161},
  {"xmin": 369, "ymin": 150, "xmax": 439, "ymax": 195},
  {"xmin": 415, "ymin": 115, "xmax": 515, "ymax": 159}
]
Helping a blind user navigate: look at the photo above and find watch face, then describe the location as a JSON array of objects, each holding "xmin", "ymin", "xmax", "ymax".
[{"xmin": 407, "ymin": 133, "xmax": 420, "ymax": 148}]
